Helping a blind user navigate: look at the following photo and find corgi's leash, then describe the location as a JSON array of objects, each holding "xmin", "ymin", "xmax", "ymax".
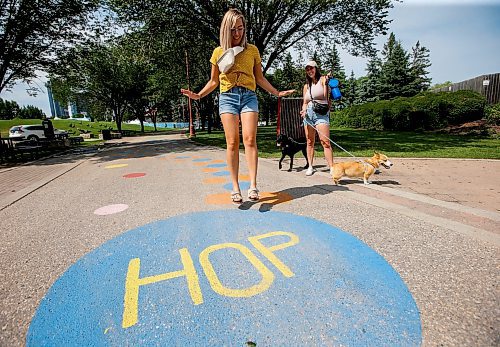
[{"xmin": 303, "ymin": 117, "xmax": 359, "ymax": 160}]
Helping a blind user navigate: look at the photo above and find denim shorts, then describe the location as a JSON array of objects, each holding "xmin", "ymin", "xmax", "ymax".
[
  {"xmin": 219, "ymin": 86, "xmax": 259, "ymax": 115},
  {"xmin": 303, "ymin": 103, "xmax": 330, "ymax": 126}
]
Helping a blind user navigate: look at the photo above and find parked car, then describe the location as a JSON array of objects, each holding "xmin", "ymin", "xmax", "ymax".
[{"xmin": 9, "ymin": 125, "xmax": 68, "ymax": 142}]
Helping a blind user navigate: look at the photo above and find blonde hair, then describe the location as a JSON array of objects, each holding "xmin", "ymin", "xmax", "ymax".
[{"xmin": 219, "ymin": 8, "xmax": 247, "ymax": 51}]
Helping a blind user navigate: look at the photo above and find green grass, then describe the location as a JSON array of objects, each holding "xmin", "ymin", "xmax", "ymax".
[
  {"xmin": 3, "ymin": 120, "xmax": 498, "ymax": 159},
  {"xmin": 192, "ymin": 126, "xmax": 500, "ymax": 159},
  {"xmin": 0, "ymin": 118, "xmax": 176, "ymax": 139}
]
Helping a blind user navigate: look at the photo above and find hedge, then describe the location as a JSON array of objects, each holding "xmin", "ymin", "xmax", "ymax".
[
  {"xmin": 332, "ymin": 90, "xmax": 487, "ymax": 131},
  {"xmin": 485, "ymin": 103, "xmax": 500, "ymax": 125}
]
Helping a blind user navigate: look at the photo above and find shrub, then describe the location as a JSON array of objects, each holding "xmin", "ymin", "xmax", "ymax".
[
  {"xmin": 441, "ymin": 90, "xmax": 486, "ymax": 124},
  {"xmin": 382, "ymin": 98, "xmax": 412, "ymax": 130},
  {"xmin": 485, "ymin": 103, "xmax": 500, "ymax": 125},
  {"xmin": 410, "ymin": 92, "xmax": 442, "ymax": 130},
  {"xmin": 333, "ymin": 90, "xmax": 487, "ymax": 131}
]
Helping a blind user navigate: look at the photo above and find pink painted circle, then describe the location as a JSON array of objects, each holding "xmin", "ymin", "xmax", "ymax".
[
  {"xmin": 123, "ymin": 173, "xmax": 146, "ymax": 179},
  {"xmin": 94, "ymin": 204, "xmax": 129, "ymax": 216}
]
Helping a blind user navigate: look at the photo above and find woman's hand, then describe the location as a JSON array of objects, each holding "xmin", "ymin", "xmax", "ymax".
[
  {"xmin": 278, "ymin": 89, "xmax": 295, "ymax": 97},
  {"xmin": 180, "ymin": 89, "xmax": 201, "ymax": 100},
  {"xmin": 300, "ymin": 108, "xmax": 307, "ymax": 118}
]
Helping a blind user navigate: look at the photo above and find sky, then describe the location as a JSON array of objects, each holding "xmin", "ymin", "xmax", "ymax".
[
  {"xmin": 1, "ymin": 0, "xmax": 500, "ymax": 117},
  {"xmin": 339, "ymin": 0, "xmax": 500, "ymax": 83}
]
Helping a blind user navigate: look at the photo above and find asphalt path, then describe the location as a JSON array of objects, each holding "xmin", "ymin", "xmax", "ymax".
[{"xmin": 0, "ymin": 133, "xmax": 498, "ymax": 346}]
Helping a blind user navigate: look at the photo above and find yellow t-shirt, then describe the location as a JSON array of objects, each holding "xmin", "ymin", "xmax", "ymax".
[{"xmin": 210, "ymin": 43, "xmax": 262, "ymax": 93}]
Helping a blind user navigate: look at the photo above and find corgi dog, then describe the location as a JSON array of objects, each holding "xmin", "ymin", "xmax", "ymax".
[{"xmin": 331, "ymin": 152, "xmax": 393, "ymax": 185}]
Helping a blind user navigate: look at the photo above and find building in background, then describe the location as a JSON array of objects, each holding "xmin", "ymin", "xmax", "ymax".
[
  {"xmin": 45, "ymin": 82, "xmax": 89, "ymax": 119},
  {"xmin": 433, "ymin": 73, "xmax": 499, "ymax": 105},
  {"xmin": 46, "ymin": 82, "xmax": 66, "ymax": 118}
]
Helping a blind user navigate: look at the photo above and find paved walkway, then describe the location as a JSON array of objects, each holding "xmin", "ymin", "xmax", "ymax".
[{"xmin": 0, "ymin": 133, "xmax": 498, "ymax": 346}]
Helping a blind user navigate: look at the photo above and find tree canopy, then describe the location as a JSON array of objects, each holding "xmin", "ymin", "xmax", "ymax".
[
  {"xmin": 0, "ymin": 0, "xmax": 102, "ymax": 93},
  {"xmin": 110, "ymin": 0, "xmax": 395, "ymax": 72}
]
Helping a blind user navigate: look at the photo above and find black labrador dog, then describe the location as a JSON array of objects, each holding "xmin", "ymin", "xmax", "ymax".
[{"xmin": 277, "ymin": 134, "xmax": 309, "ymax": 171}]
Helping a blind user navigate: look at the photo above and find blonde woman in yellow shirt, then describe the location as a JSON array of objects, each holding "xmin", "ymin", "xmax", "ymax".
[{"xmin": 181, "ymin": 8, "xmax": 294, "ymax": 204}]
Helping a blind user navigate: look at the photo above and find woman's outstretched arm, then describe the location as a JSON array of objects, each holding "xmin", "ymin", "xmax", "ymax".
[
  {"xmin": 181, "ymin": 64, "xmax": 220, "ymax": 100},
  {"xmin": 254, "ymin": 63, "xmax": 295, "ymax": 97}
]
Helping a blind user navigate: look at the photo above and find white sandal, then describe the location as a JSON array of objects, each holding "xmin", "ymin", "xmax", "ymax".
[
  {"xmin": 231, "ymin": 191, "xmax": 243, "ymax": 204},
  {"xmin": 247, "ymin": 188, "xmax": 260, "ymax": 202}
]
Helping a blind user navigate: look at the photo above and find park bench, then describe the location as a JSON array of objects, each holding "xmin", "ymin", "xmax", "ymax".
[
  {"xmin": 1, "ymin": 134, "xmax": 84, "ymax": 164},
  {"xmin": 0, "ymin": 138, "xmax": 16, "ymax": 163},
  {"xmin": 0, "ymin": 138, "xmax": 43, "ymax": 162},
  {"xmin": 121, "ymin": 130, "xmax": 134, "ymax": 137},
  {"xmin": 14, "ymin": 141, "xmax": 43, "ymax": 161},
  {"xmin": 69, "ymin": 136, "xmax": 84, "ymax": 145},
  {"xmin": 39, "ymin": 137, "xmax": 65, "ymax": 149}
]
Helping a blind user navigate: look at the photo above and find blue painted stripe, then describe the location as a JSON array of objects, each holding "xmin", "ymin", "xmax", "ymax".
[
  {"xmin": 206, "ymin": 163, "xmax": 227, "ymax": 168},
  {"xmin": 212, "ymin": 171, "xmax": 230, "ymax": 176},
  {"xmin": 223, "ymin": 182, "xmax": 250, "ymax": 191}
]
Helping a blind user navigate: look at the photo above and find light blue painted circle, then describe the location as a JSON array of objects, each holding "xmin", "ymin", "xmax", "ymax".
[
  {"xmin": 206, "ymin": 163, "xmax": 227, "ymax": 168},
  {"xmin": 223, "ymin": 181, "xmax": 250, "ymax": 191},
  {"xmin": 192, "ymin": 158, "xmax": 211, "ymax": 162},
  {"xmin": 174, "ymin": 156, "xmax": 190, "ymax": 159},
  {"xmin": 212, "ymin": 170, "xmax": 230, "ymax": 176},
  {"xmin": 27, "ymin": 210, "xmax": 421, "ymax": 346}
]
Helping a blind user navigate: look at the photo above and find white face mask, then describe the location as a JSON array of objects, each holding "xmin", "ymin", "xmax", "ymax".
[{"xmin": 217, "ymin": 46, "xmax": 244, "ymax": 73}]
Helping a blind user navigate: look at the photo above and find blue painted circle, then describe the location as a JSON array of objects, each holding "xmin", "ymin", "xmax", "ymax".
[
  {"xmin": 27, "ymin": 211, "xmax": 421, "ymax": 346},
  {"xmin": 223, "ymin": 181, "xmax": 250, "ymax": 191},
  {"xmin": 192, "ymin": 158, "xmax": 211, "ymax": 162}
]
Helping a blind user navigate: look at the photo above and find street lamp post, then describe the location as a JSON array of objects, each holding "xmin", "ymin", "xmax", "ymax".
[{"xmin": 185, "ymin": 50, "xmax": 195, "ymax": 137}]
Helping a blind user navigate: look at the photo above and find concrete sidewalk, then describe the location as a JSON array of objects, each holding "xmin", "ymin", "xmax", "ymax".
[
  {"xmin": 2, "ymin": 134, "xmax": 498, "ymax": 234},
  {"xmin": 0, "ymin": 133, "xmax": 498, "ymax": 346}
]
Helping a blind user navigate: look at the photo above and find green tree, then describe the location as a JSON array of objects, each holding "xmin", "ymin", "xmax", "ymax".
[
  {"xmin": 409, "ymin": 40, "xmax": 432, "ymax": 93},
  {"xmin": 17, "ymin": 105, "xmax": 45, "ymax": 119},
  {"xmin": 323, "ymin": 44, "xmax": 346, "ymax": 82},
  {"xmin": 359, "ymin": 56, "xmax": 382, "ymax": 102},
  {"xmin": 110, "ymin": 0, "xmax": 395, "ymax": 73},
  {"xmin": 0, "ymin": 98, "xmax": 20, "ymax": 120},
  {"xmin": 342, "ymin": 70, "xmax": 359, "ymax": 107},
  {"xmin": 431, "ymin": 81, "xmax": 453, "ymax": 91},
  {"xmin": 52, "ymin": 43, "xmax": 137, "ymax": 131},
  {"xmin": 0, "ymin": 0, "xmax": 101, "ymax": 93},
  {"xmin": 273, "ymin": 53, "xmax": 303, "ymax": 93},
  {"xmin": 261, "ymin": 53, "xmax": 303, "ymax": 125},
  {"xmin": 381, "ymin": 32, "xmax": 397, "ymax": 60},
  {"xmin": 379, "ymin": 33, "xmax": 413, "ymax": 99},
  {"xmin": 322, "ymin": 43, "xmax": 347, "ymax": 107}
]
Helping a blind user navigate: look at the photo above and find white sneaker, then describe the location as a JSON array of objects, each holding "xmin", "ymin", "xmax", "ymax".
[
  {"xmin": 330, "ymin": 167, "xmax": 334, "ymax": 175},
  {"xmin": 305, "ymin": 167, "xmax": 316, "ymax": 176}
]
